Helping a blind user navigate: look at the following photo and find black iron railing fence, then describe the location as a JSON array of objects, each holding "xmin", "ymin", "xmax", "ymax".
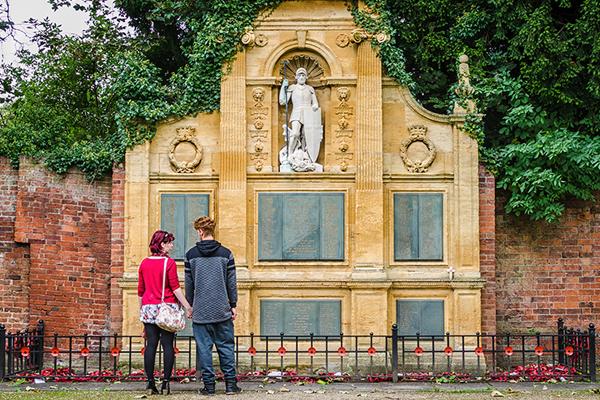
[{"xmin": 0, "ymin": 318, "xmax": 595, "ymax": 382}]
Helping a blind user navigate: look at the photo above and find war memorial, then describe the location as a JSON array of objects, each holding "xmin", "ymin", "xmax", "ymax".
[{"xmin": 120, "ymin": 0, "xmax": 482, "ymax": 341}]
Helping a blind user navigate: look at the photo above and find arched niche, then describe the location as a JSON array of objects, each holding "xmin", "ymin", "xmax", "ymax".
[{"xmin": 270, "ymin": 48, "xmax": 333, "ymax": 169}]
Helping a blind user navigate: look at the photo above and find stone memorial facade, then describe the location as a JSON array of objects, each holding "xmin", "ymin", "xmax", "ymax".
[{"xmin": 120, "ymin": 0, "xmax": 483, "ymax": 338}]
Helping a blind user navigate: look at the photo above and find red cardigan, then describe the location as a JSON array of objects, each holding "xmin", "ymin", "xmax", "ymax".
[{"xmin": 138, "ymin": 256, "xmax": 180, "ymax": 305}]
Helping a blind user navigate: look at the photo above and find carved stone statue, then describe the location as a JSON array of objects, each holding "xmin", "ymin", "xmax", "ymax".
[{"xmin": 279, "ymin": 67, "xmax": 323, "ymax": 172}]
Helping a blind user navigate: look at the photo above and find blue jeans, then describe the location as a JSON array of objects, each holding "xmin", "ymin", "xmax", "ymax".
[{"xmin": 193, "ymin": 319, "xmax": 236, "ymax": 384}]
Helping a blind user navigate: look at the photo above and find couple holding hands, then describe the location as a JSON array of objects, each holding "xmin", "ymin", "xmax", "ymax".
[{"xmin": 138, "ymin": 216, "xmax": 241, "ymax": 396}]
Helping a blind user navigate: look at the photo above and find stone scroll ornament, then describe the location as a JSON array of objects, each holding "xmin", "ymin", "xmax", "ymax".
[
  {"xmin": 168, "ymin": 127, "xmax": 203, "ymax": 173},
  {"xmin": 240, "ymin": 30, "xmax": 268, "ymax": 47},
  {"xmin": 399, "ymin": 125, "xmax": 437, "ymax": 173},
  {"xmin": 335, "ymin": 29, "xmax": 390, "ymax": 47}
]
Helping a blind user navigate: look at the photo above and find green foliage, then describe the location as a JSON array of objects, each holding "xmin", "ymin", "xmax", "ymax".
[
  {"xmin": 1, "ymin": 0, "xmax": 599, "ymax": 221},
  {"xmin": 0, "ymin": 6, "xmax": 131, "ymax": 180},
  {"xmin": 386, "ymin": 0, "xmax": 600, "ymax": 221}
]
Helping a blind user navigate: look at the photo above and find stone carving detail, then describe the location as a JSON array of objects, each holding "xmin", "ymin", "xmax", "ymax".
[
  {"xmin": 453, "ymin": 54, "xmax": 475, "ymax": 114},
  {"xmin": 251, "ymin": 88, "xmax": 268, "ymax": 129},
  {"xmin": 249, "ymin": 87, "xmax": 269, "ymax": 172},
  {"xmin": 241, "ymin": 30, "xmax": 268, "ymax": 47},
  {"xmin": 334, "ymin": 87, "xmax": 354, "ymax": 172},
  {"xmin": 279, "ymin": 55, "xmax": 324, "ymax": 83},
  {"xmin": 335, "ymin": 33, "xmax": 350, "ymax": 48},
  {"xmin": 399, "ymin": 125, "xmax": 437, "ymax": 173},
  {"xmin": 168, "ymin": 127, "xmax": 203, "ymax": 173},
  {"xmin": 339, "ymin": 28, "xmax": 390, "ymax": 45}
]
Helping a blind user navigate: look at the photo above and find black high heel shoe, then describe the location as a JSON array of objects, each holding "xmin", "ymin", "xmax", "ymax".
[
  {"xmin": 160, "ymin": 380, "xmax": 171, "ymax": 395},
  {"xmin": 146, "ymin": 380, "xmax": 159, "ymax": 395}
]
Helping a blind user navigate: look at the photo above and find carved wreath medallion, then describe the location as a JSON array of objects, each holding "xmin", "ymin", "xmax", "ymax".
[
  {"xmin": 399, "ymin": 125, "xmax": 437, "ymax": 173},
  {"xmin": 169, "ymin": 127, "xmax": 203, "ymax": 173}
]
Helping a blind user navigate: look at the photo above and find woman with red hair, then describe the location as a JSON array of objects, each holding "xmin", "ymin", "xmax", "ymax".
[{"xmin": 138, "ymin": 230, "xmax": 192, "ymax": 395}]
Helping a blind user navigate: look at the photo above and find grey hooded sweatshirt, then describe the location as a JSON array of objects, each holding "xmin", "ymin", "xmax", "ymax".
[{"xmin": 184, "ymin": 240, "xmax": 237, "ymax": 324}]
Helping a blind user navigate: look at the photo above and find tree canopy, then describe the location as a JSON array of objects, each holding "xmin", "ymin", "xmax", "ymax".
[{"xmin": 0, "ymin": 0, "xmax": 598, "ymax": 222}]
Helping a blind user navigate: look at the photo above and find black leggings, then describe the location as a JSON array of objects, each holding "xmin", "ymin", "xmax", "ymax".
[{"xmin": 144, "ymin": 323, "xmax": 175, "ymax": 382}]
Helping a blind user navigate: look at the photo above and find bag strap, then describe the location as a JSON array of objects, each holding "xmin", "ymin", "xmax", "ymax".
[{"xmin": 161, "ymin": 257, "xmax": 168, "ymax": 303}]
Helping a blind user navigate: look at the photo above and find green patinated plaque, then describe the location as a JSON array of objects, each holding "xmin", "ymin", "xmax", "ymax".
[
  {"xmin": 161, "ymin": 194, "xmax": 209, "ymax": 260},
  {"xmin": 396, "ymin": 300, "xmax": 444, "ymax": 336},
  {"xmin": 394, "ymin": 193, "xmax": 443, "ymax": 261},
  {"xmin": 258, "ymin": 193, "xmax": 344, "ymax": 261},
  {"xmin": 260, "ymin": 300, "xmax": 341, "ymax": 336}
]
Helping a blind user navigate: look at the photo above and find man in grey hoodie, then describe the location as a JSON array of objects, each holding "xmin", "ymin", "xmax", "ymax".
[{"xmin": 185, "ymin": 216, "xmax": 241, "ymax": 395}]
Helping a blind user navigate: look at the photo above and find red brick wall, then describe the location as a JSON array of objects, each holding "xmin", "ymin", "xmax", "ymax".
[
  {"xmin": 0, "ymin": 158, "xmax": 31, "ymax": 331},
  {"xmin": 479, "ymin": 165, "xmax": 496, "ymax": 334},
  {"xmin": 495, "ymin": 192, "xmax": 600, "ymax": 333},
  {"xmin": 10, "ymin": 159, "xmax": 114, "ymax": 335}
]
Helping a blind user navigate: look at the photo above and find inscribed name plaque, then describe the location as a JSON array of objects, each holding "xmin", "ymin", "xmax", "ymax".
[
  {"xmin": 396, "ymin": 300, "xmax": 444, "ymax": 336},
  {"xmin": 394, "ymin": 193, "xmax": 443, "ymax": 261},
  {"xmin": 161, "ymin": 194, "xmax": 209, "ymax": 260},
  {"xmin": 260, "ymin": 300, "xmax": 342, "ymax": 336},
  {"xmin": 258, "ymin": 193, "xmax": 344, "ymax": 261}
]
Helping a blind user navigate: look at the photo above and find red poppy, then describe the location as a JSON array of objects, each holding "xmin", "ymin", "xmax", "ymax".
[
  {"xmin": 247, "ymin": 346, "xmax": 257, "ymax": 356},
  {"xmin": 140, "ymin": 347, "xmax": 145, "ymax": 356},
  {"xmin": 51, "ymin": 347, "xmax": 60, "ymax": 357},
  {"xmin": 277, "ymin": 346, "xmax": 286, "ymax": 356},
  {"xmin": 504, "ymin": 346, "xmax": 513, "ymax": 356},
  {"xmin": 534, "ymin": 346, "xmax": 544, "ymax": 356},
  {"xmin": 307, "ymin": 346, "xmax": 317, "ymax": 356},
  {"xmin": 174, "ymin": 347, "xmax": 180, "ymax": 356},
  {"xmin": 337, "ymin": 346, "xmax": 347, "ymax": 357},
  {"xmin": 444, "ymin": 346, "xmax": 453, "ymax": 356},
  {"xmin": 367, "ymin": 346, "xmax": 377, "ymax": 356},
  {"xmin": 414, "ymin": 346, "xmax": 424, "ymax": 357},
  {"xmin": 80, "ymin": 347, "xmax": 90, "ymax": 357},
  {"xmin": 565, "ymin": 345, "xmax": 574, "ymax": 356},
  {"xmin": 20, "ymin": 346, "xmax": 30, "ymax": 358},
  {"xmin": 474, "ymin": 346, "xmax": 484, "ymax": 356},
  {"xmin": 110, "ymin": 347, "xmax": 120, "ymax": 357}
]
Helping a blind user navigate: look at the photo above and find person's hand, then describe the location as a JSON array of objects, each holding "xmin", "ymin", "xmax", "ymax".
[
  {"xmin": 312, "ymin": 104, "xmax": 319, "ymax": 111},
  {"xmin": 231, "ymin": 307, "xmax": 237, "ymax": 321},
  {"xmin": 186, "ymin": 306, "xmax": 193, "ymax": 319}
]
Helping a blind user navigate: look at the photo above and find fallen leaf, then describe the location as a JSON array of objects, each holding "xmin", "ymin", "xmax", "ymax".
[{"xmin": 491, "ymin": 390, "xmax": 505, "ymax": 397}]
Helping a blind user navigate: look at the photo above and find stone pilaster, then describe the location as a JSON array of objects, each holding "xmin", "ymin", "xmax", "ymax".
[
  {"xmin": 219, "ymin": 51, "xmax": 248, "ymax": 265},
  {"xmin": 124, "ymin": 142, "xmax": 150, "ymax": 272},
  {"xmin": 354, "ymin": 42, "xmax": 384, "ymax": 267}
]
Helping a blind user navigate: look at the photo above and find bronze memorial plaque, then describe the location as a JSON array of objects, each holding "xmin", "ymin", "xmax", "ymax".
[{"xmin": 260, "ymin": 300, "xmax": 341, "ymax": 336}]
